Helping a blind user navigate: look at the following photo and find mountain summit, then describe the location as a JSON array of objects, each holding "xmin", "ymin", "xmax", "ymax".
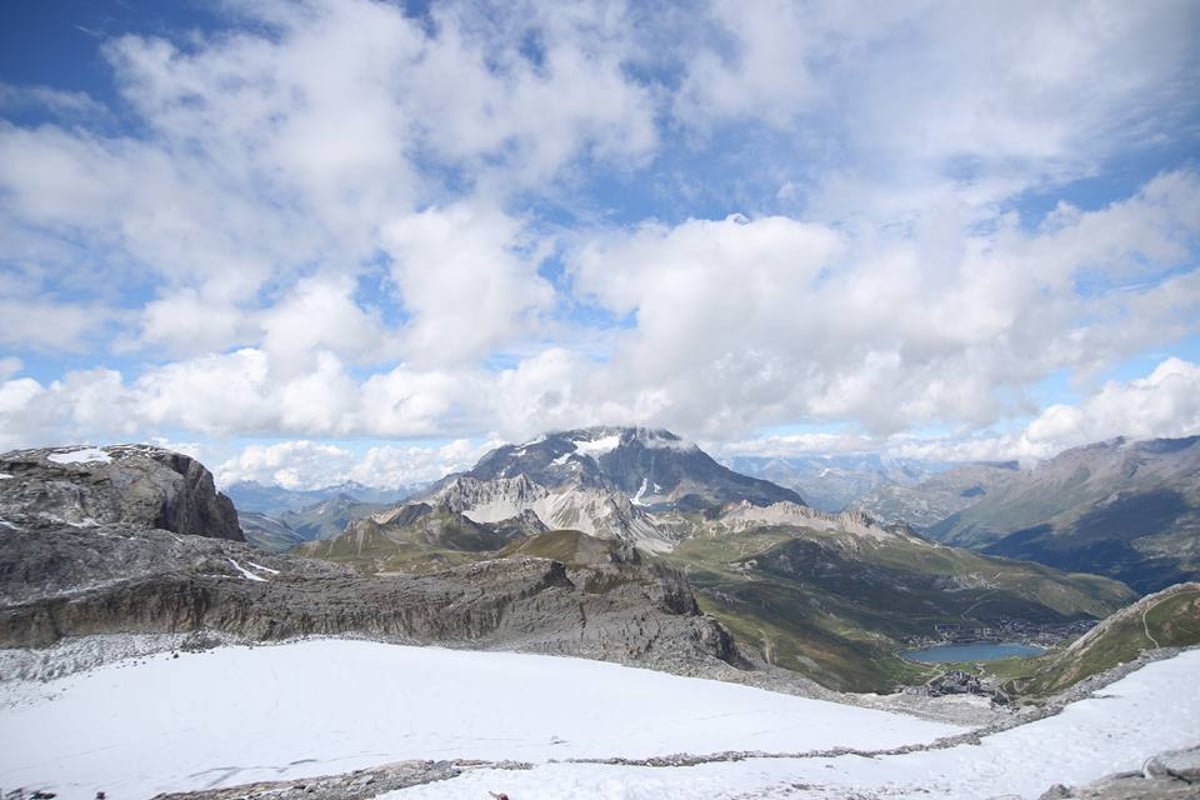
[
  {"xmin": 379, "ymin": 427, "xmax": 806, "ymax": 549},
  {"xmin": 457, "ymin": 426, "xmax": 804, "ymax": 511}
]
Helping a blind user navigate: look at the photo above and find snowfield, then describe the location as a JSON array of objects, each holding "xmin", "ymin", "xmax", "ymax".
[
  {"xmin": 0, "ymin": 639, "xmax": 1196, "ymax": 800},
  {"xmin": 46, "ymin": 447, "xmax": 112, "ymax": 465}
]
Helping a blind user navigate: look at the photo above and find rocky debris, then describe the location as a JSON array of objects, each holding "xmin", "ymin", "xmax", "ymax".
[
  {"xmin": 0, "ymin": 445, "xmax": 242, "ymax": 541},
  {"xmin": 146, "ymin": 759, "xmax": 532, "ymax": 800},
  {"xmin": 1035, "ymin": 745, "xmax": 1200, "ymax": 798}
]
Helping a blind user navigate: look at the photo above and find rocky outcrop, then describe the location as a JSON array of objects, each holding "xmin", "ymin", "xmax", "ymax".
[
  {"xmin": 0, "ymin": 524, "xmax": 744, "ymax": 673},
  {"xmin": 1037, "ymin": 746, "xmax": 1200, "ymax": 799},
  {"xmin": 0, "ymin": 443, "xmax": 743, "ymax": 674},
  {"xmin": 0, "ymin": 444, "xmax": 242, "ymax": 541}
]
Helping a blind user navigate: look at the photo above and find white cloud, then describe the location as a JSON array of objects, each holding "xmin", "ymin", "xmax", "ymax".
[
  {"xmin": 214, "ymin": 437, "xmax": 498, "ymax": 490},
  {"xmin": 383, "ymin": 203, "xmax": 554, "ymax": 365},
  {"xmin": 216, "ymin": 441, "xmax": 356, "ymax": 490},
  {"xmin": 0, "ymin": 0, "xmax": 1197, "ymax": 472},
  {"xmin": 1025, "ymin": 358, "xmax": 1200, "ymax": 449},
  {"xmin": 0, "ymin": 83, "xmax": 107, "ymax": 119},
  {"xmin": 347, "ymin": 438, "xmax": 500, "ymax": 488},
  {"xmin": 136, "ymin": 349, "xmax": 275, "ymax": 437},
  {"xmin": 137, "ymin": 289, "xmax": 246, "ymax": 357},
  {"xmin": 565, "ymin": 170, "xmax": 1200, "ymax": 438},
  {"xmin": 260, "ymin": 274, "xmax": 393, "ymax": 375},
  {"xmin": 0, "ymin": 298, "xmax": 107, "ymax": 352}
]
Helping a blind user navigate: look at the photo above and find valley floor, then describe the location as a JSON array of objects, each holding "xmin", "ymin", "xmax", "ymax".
[{"xmin": 0, "ymin": 638, "xmax": 1196, "ymax": 800}]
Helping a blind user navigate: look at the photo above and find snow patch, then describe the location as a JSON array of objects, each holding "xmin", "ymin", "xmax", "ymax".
[
  {"xmin": 247, "ymin": 561, "xmax": 280, "ymax": 575},
  {"xmin": 0, "ymin": 472, "xmax": 12, "ymax": 479},
  {"xmin": 572, "ymin": 434, "xmax": 621, "ymax": 459},
  {"xmin": 227, "ymin": 559, "xmax": 268, "ymax": 582},
  {"xmin": 48, "ymin": 447, "xmax": 112, "ymax": 465}
]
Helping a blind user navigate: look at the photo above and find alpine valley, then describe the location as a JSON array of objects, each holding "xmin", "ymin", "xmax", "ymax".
[
  {"xmin": 299, "ymin": 426, "xmax": 1138, "ymax": 691},
  {"xmin": 2, "ymin": 428, "xmax": 1199, "ymax": 799}
]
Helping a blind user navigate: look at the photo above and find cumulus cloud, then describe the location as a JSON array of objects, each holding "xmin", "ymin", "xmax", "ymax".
[
  {"xmin": 565, "ymin": 170, "xmax": 1200, "ymax": 438},
  {"xmin": 382, "ymin": 203, "xmax": 554, "ymax": 365},
  {"xmin": 347, "ymin": 439, "xmax": 500, "ymax": 488},
  {"xmin": 214, "ymin": 437, "xmax": 498, "ymax": 489},
  {"xmin": 0, "ymin": 0, "xmax": 1197, "ymax": 476},
  {"xmin": 1024, "ymin": 358, "xmax": 1200, "ymax": 450},
  {"xmin": 215, "ymin": 441, "xmax": 357, "ymax": 490}
]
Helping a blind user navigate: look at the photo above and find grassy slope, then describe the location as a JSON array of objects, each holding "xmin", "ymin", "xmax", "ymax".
[
  {"xmin": 1017, "ymin": 583, "xmax": 1200, "ymax": 696},
  {"xmin": 296, "ymin": 511, "xmax": 508, "ymax": 574},
  {"xmin": 663, "ymin": 525, "xmax": 1133, "ymax": 693},
  {"xmin": 298, "ymin": 510, "xmax": 1136, "ymax": 694}
]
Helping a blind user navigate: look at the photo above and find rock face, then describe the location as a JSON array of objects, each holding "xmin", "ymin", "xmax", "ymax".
[
  {"xmin": 0, "ymin": 525, "xmax": 742, "ymax": 673},
  {"xmin": 0, "ymin": 444, "xmax": 243, "ymax": 541},
  {"xmin": 0, "ymin": 444, "xmax": 743, "ymax": 676},
  {"xmin": 1036, "ymin": 745, "xmax": 1200, "ymax": 799}
]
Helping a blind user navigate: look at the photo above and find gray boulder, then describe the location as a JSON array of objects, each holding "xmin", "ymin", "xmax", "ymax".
[{"xmin": 0, "ymin": 444, "xmax": 242, "ymax": 541}]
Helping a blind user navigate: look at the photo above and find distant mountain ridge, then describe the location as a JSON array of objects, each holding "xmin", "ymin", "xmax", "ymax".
[
  {"xmin": 850, "ymin": 461, "xmax": 1022, "ymax": 529},
  {"xmin": 725, "ymin": 453, "xmax": 941, "ymax": 513},
  {"xmin": 224, "ymin": 480, "xmax": 414, "ymax": 516},
  {"xmin": 927, "ymin": 436, "xmax": 1200, "ymax": 593}
]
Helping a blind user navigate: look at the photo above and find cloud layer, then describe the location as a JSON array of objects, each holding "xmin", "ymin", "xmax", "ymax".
[{"xmin": 1, "ymin": 0, "xmax": 1198, "ymax": 484}]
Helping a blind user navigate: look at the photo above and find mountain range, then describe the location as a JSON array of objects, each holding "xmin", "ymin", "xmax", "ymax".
[
  {"xmin": 301, "ymin": 426, "xmax": 1137, "ymax": 691},
  {"xmin": 724, "ymin": 453, "xmax": 939, "ymax": 513},
  {"xmin": 5, "ymin": 428, "xmax": 1196, "ymax": 695},
  {"xmin": 224, "ymin": 480, "xmax": 413, "ymax": 516}
]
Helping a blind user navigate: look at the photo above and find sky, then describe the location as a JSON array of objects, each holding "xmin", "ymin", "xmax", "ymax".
[{"xmin": 1, "ymin": 0, "xmax": 1198, "ymax": 490}]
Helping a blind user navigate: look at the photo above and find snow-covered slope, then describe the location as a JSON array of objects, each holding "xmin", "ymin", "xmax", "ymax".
[
  {"xmin": 2, "ymin": 638, "xmax": 1197, "ymax": 800},
  {"xmin": 0, "ymin": 637, "xmax": 954, "ymax": 797}
]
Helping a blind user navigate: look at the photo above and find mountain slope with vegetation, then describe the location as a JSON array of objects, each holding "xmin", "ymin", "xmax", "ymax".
[
  {"xmin": 926, "ymin": 437, "xmax": 1200, "ymax": 593},
  {"xmin": 1015, "ymin": 582, "xmax": 1200, "ymax": 696}
]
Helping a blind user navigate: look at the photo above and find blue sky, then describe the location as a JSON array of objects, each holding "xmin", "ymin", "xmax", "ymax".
[{"xmin": 1, "ymin": 0, "xmax": 1199, "ymax": 488}]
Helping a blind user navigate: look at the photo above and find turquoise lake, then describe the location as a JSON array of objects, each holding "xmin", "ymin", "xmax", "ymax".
[{"xmin": 901, "ymin": 642, "xmax": 1046, "ymax": 663}]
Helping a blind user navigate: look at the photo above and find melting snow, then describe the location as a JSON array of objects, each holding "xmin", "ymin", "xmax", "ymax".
[
  {"xmin": 47, "ymin": 447, "xmax": 112, "ymax": 465},
  {"xmin": 247, "ymin": 561, "xmax": 280, "ymax": 575},
  {"xmin": 632, "ymin": 477, "xmax": 650, "ymax": 505},
  {"xmin": 0, "ymin": 472, "xmax": 12, "ymax": 479}
]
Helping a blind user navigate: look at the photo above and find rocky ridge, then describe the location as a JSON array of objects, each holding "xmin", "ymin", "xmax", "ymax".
[
  {"xmin": 0, "ymin": 444, "xmax": 243, "ymax": 541},
  {"xmin": 0, "ymin": 444, "xmax": 743, "ymax": 675}
]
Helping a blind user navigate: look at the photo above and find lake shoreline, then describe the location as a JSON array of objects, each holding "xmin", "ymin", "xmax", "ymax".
[{"xmin": 900, "ymin": 641, "xmax": 1047, "ymax": 664}]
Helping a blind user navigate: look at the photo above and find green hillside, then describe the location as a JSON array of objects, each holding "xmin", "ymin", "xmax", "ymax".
[{"xmin": 663, "ymin": 524, "xmax": 1134, "ymax": 692}]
